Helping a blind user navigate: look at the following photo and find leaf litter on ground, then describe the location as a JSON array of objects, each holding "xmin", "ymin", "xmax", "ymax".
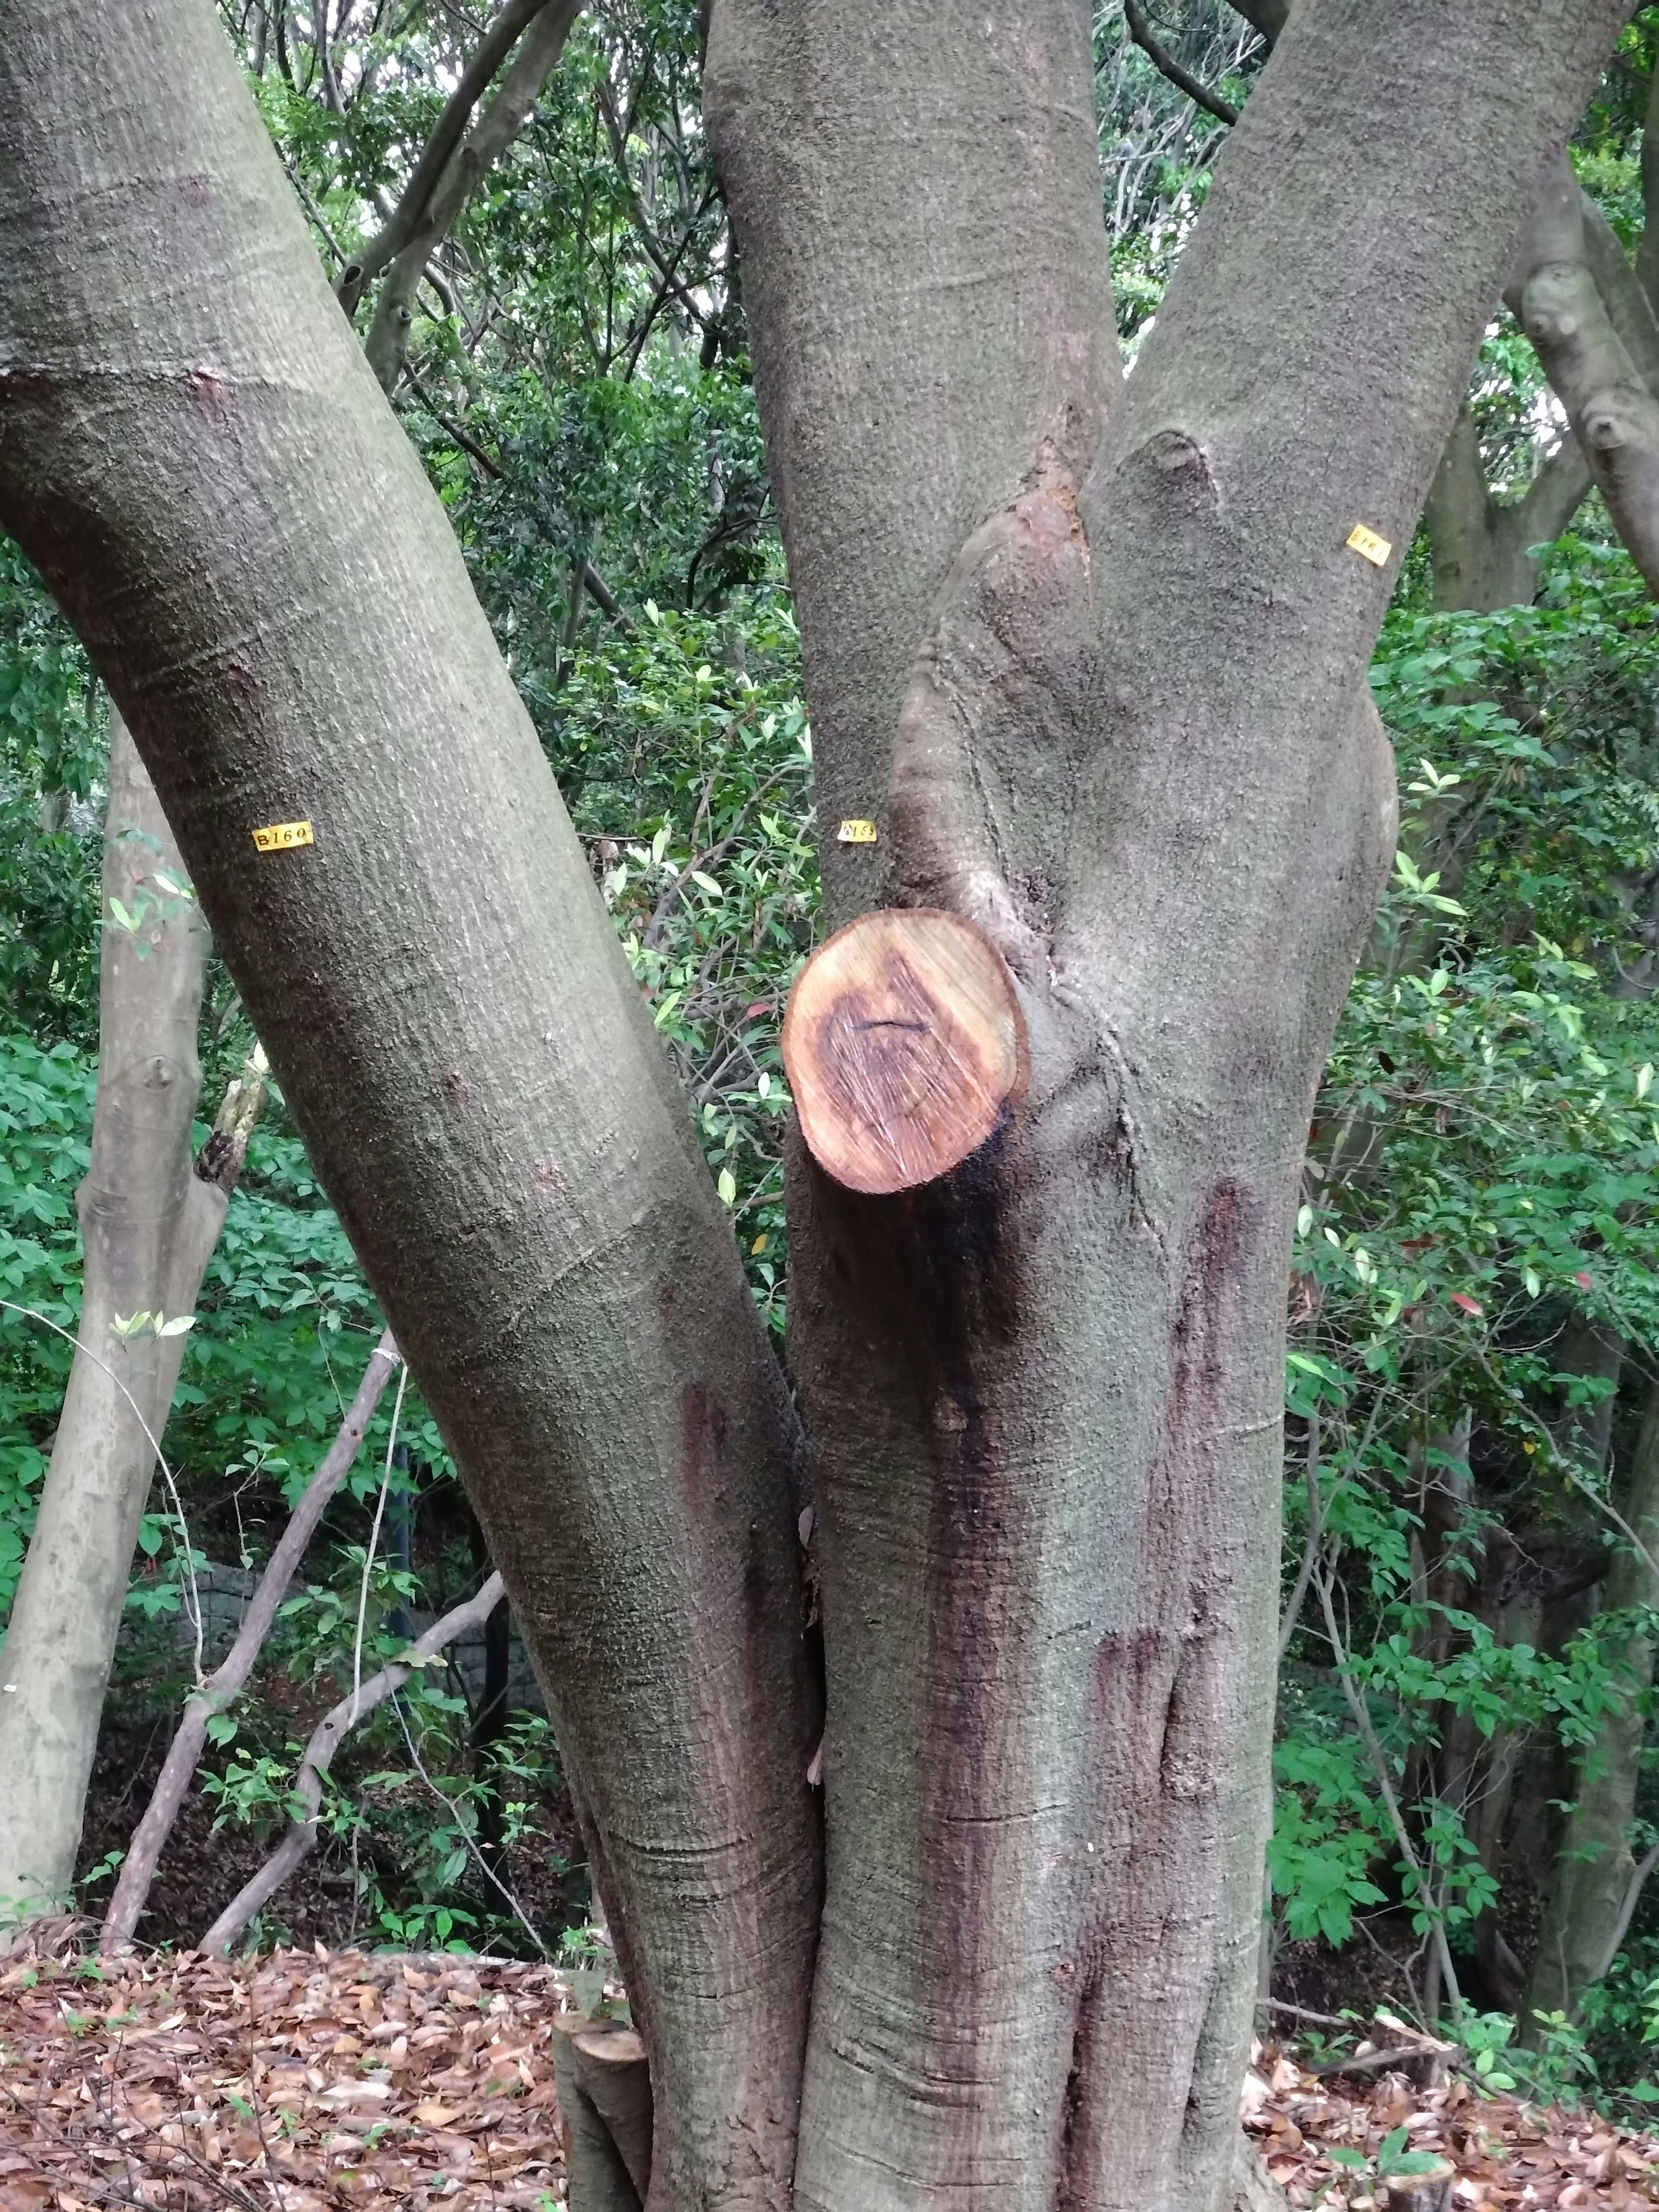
[
  {"xmin": 6, "ymin": 1947, "xmax": 1659, "ymax": 2209},
  {"xmin": 1243, "ymin": 2027, "xmax": 1659, "ymax": 2209},
  {"xmin": 0, "ymin": 1940, "xmax": 578, "ymax": 2209}
]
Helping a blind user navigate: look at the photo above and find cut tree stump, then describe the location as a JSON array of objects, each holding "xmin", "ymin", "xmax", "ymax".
[
  {"xmin": 552, "ymin": 2016, "xmax": 653, "ymax": 2212},
  {"xmin": 781, "ymin": 907, "xmax": 1029, "ymax": 1194},
  {"xmin": 1379, "ymin": 2164, "xmax": 1454, "ymax": 2212}
]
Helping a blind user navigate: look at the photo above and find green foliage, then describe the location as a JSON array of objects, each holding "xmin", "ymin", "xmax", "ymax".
[
  {"xmin": 0, "ymin": 543, "xmax": 102, "ymax": 1046},
  {"xmin": 1269, "ymin": 528, "xmax": 1659, "ymax": 2057}
]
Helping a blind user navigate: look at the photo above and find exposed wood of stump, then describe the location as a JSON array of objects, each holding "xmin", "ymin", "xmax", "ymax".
[
  {"xmin": 1380, "ymin": 2166, "xmax": 1453, "ymax": 2212},
  {"xmin": 781, "ymin": 907, "xmax": 1029, "ymax": 1194},
  {"xmin": 552, "ymin": 2016, "xmax": 653, "ymax": 2212}
]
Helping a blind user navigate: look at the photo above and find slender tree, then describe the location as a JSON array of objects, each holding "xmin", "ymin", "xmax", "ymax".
[
  {"xmin": 0, "ymin": 3, "xmax": 1631, "ymax": 2207},
  {"xmin": 0, "ymin": 718, "xmax": 218, "ymax": 1923}
]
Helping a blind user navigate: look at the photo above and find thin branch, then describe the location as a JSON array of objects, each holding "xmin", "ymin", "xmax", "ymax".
[
  {"xmin": 1277, "ymin": 1409, "xmax": 1323, "ymax": 1662},
  {"xmin": 1315, "ymin": 1562, "xmax": 1465, "ymax": 2021},
  {"xmin": 1590, "ymin": 1836, "xmax": 1659, "ymax": 1989},
  {"xmin": 101, "ymin": 1328, "xmax": 402, "ymax": 1951},
  {"xmin": 1123, "ymin": 0, "xmax": 1240, "ymax": 127},
  {"xmin": 197, "ymin": 1569, "xmax": 506, "ymax": 1955},
  {"xmin": 337, "ymin": 0, "xmax": 547, "ymax": 313}
]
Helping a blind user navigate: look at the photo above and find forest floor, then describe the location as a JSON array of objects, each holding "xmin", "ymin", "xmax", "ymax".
[{"xmin": 2, "ymin": 1942, "xmax": 1659, "ymax": 2210}]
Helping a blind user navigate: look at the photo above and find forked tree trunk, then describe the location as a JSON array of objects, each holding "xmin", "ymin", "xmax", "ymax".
[
  {"xmin": 706, "ymin": 0, "xmax": 1625, "ymax": 2201},
  {"xmin": 0, "ymin": 0, "xmax": 1630, "ymax": 2205},
  {"xmin": 0, "ymin": 713, "xmax": 218, "ymax": 1929}
]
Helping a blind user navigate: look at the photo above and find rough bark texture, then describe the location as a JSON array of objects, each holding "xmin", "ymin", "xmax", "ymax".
[
  {"xmin": 0, "ymin": 713, "xmax": 217, "ymax": 1929},
  {"xmin": 711, "ymin": 1, "xmax": 1627, "ymax": 2205},
  {"xmin": 0, "ymin": 7, "xmax": 819, "ymax": 2201},
  {"xmin": 0, "ymin": 0, "xmax": 1636, "ymax": 2202},
  {"xmin": 1523, "ymin": 1382, "xmax": 1659, "ymax": 2028}
]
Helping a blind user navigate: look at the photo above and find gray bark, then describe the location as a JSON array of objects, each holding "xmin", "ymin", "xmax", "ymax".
[
  {"xmin": 198, "ymin": 1568, "xmax": 507, "ymax": 1955},
  {"xmin": 1523, "ymin": 1382, "xmax": 1659, "ymax": 2029},
  {"xmin": 1422, "ymin": 405, "xmax": 1589, "ymax": 612},
  {"xmin": 0, "ymin": 0, "xmax": 1632, "ymax": 2204},
  {"xmin": 1507, "ymin": 153, "xmax": 1659, "ymax": 598},
  {"xmin": 711, "ymin": 0, "xmax": 1625, "ymax": 2204},
  {"xmin": 0, "ymin": 5, "xmax": 818, "ymax": 2199},
  {"xmin": 360, "ymin": 0, "xmax": 583, "ymax": 394},
  {"xmin": 0, "ymin": 714, "xmax": 218, "ymax": 1930}
]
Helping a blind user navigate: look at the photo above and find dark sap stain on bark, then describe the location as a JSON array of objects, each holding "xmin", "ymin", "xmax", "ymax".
[
  {"xmin": 676, "ymin": 1382, "xmax": 731, "ymax": 1516},
  {"xmin": 1051, "ymin": 1970, "xmax": 1106, "ymax": 2212},
  {"xmin": 1149, "ymin": 1179, "xmax": 1252, "ymax": 1569}
]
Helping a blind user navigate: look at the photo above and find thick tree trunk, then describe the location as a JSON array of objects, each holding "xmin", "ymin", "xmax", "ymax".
[
  {"xmin": 709, "ymin": 1, "xmax": 1625, "ymax": 2204},
  {"xmin": 0, "ymin": 6, "xmax": 819, "ymax": 2198},
  {"xmin": 0, "ymin": 713, "xmax": 217, "ymax": 1931},
  {"xmin": 1523, "ymin": 1382, "xmax": 1659, "ymax": 2030},
  {"xmin": 0, "ymin": 0, "xmax": 1631, "ymax": 2204}
]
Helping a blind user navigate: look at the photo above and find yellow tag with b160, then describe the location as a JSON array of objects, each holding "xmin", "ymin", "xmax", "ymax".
[
  {"xmin": 837, "ymin": 819, "xmax": 878, "ymax": 845},
  {"xmin": 251, "ymin": 820, "xmax": 314, "ymax": 853}
]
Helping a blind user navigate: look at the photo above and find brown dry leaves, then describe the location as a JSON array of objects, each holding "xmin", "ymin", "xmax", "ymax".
[
  {"xmin": 1244, "ymin": 2040, "xmax": 1659, "ymax": 2210},
  {"xmin": 0, "ymin": 1945, "xmax": 577, "ymax": 2210}
]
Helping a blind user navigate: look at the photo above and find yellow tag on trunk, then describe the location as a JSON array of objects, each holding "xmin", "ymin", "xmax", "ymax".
[
  {"xmin": 837, "ymin": 819, "xmax": 878, "ymax": 845},
  {"xmin": 251, "ymin": 819, "xmax": 314, "ymax": 852},
  {"xmin": 1346, "ymin": 523, "xmax": 1392, "ymax": 567}
]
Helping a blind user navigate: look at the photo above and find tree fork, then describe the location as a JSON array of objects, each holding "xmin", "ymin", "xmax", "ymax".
[{"xmin": 712, "ymin": 0, "xmax": 1630, "ymax": 2202}]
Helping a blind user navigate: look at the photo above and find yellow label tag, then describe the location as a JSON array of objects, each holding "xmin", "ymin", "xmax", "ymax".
[
  {"xmin": 251, "ymin": 819, "xmax": 314, "ymax": 853},
  {"xmin": 1346, "ymin": 523, "xmax": 1392, "ymax": 567},
  {"xmin": 837, "ymin": 819, "xmax": 878, "ymax": 845}
]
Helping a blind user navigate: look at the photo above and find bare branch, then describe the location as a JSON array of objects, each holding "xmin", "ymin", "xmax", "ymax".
[
  {"xmin": 1124, "ymin": 0, "xmax": 1240, "ymax": 127},
  {"xmin": 102, "ymin": 1329, "xmax": 402, "ymax": 1951},
  {"xmin": 363, "ymin": 0, "xmax": 583, "ymax": 390},
  {"xmin": 337, "ymin": 0, "xmax": 547, "ymax": 315},
  {"xmin": 197, "ymin": 1568, "xmax": 505, "ymax": 1956}
]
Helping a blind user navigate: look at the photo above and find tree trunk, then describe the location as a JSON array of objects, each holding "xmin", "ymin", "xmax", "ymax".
[
  {"xmin": 0, "ymin": 6, "xmax": 819, "ymax": 2195},
  {"xmin": 0, "ymin": 713, "xmax": 217, "ymax": 1931},
  {"xmin": 1421, "ymin": 405, "xmax": 1589, "ymax": 613},
  {"xmin": 1523, "ymin": 1380, "xmax": 1659, "ymax": 2030},
  {"xmin": 0, "ymin": 0, "xmax": 1630, "ymax": 2203},
  {"xmin": 708, "ymin": 0, "xmax": 1626, "ymax": 2201}
]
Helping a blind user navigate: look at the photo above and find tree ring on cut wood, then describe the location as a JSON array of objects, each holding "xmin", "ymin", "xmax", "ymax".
[{"xmin": 782, "ymin": 906, "xmax": 1029, "ymax": 1195}]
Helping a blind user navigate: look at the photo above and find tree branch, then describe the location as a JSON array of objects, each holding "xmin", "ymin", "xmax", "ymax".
[
  {"xmin": 1124, "ymin": 0, "xmax": 1240, "ymax": 127},
  {"xmin": 101, "ymin": 1328, "xmax": 402, "ymax": 1951},
  {"xmin": 363, "ymin": 0, "xmax": 582, "ymax": 391},
  {"xmin": 1316, "ymin": 1564, "xmax": 1465, "ymax": 2022},
  {"xmin": 1506, "ymin": 153, "xmax": 1659, "ymax": 597},
  {"xmin": 336, "ymin": 0, "xmax": 547, "ymax": 316},
  {"xmin": 197, "ymin": 1567, "xmax": 504, "ymax": 1956}
]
